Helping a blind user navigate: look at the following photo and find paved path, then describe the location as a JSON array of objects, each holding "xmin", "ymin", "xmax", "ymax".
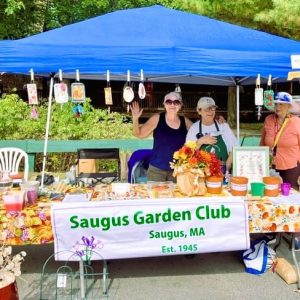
[{"xmin": 16, "ymin": 239, "xmax": 300, "ymax": 300}]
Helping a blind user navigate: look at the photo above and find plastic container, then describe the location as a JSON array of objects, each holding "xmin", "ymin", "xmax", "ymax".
[
  {"xmin": 250, "ymin": 182, "xmax": 265, "ymax": 197},
  {"xmin": 206, "ymin": 176, "xmax": 223, "ymax": 194},
  {"xmin": 281, "ymin": 182, "xmax": 291, "ymax": 196},
  {"xmin": 3, "ymin": 191, "xmax": 25, "ymax": 212},
  {"xmin": 19, "ymin": 180, "xmax": 40, "ymax": 193},
  {"xmin": 263, "ymin": 176, "xmax": 281, "ymax": 197},
  {"xmin": 230, "ymin": 176, "xmax": 248, "ymax": 196}
]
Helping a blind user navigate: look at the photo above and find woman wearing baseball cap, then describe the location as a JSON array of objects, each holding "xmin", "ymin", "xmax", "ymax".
[
  {"xmin": 131, "ymin": 92, "xmax": 193, "ymax": 182},
  {"xmin": 260, "ymin": 92, "xmax": 300, "ymax": 190},
  {"xmin": 186, "ymin": 96, "xmax": 238, "ymax": 173}
]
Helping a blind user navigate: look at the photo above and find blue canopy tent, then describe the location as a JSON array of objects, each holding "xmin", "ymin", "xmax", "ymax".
[{"xmin": 0, "ymin": 5, "xmax": 300, "ymax": 184}]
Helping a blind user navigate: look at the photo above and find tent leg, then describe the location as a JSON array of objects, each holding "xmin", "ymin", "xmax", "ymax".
[
  {"xmin": 41, "ymin": 76, "xmax": 54, "ymax": 189},
  {"xmin": 236, "ymin": 84, "xmax": 240, "ymax": 144}
]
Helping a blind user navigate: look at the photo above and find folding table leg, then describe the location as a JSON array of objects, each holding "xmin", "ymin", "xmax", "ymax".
[
  {"xmin": 102, "ymin": 260, "xmax": 108, "ymax": 296},
  {"xmin": 290, "ymin": 233, "xmax": 300, "ymax": 290}
]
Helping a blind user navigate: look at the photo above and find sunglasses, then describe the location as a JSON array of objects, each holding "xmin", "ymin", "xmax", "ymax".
[{"xmin": 165, "ymin": 99, "xmax": 181, "ymax": 106}]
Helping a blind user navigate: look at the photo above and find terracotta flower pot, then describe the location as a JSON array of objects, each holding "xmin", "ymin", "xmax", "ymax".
[
  {"xmin": 0, "ymin": 281, "xmax": 19, "ymax": 300},
  {"xmin": 206, "ymin": 175, "xmax": 223, "ymax": 194},
  {"xmin": 230, "ymin": 176, "xmax": 248, "ymax": 196},
  {"xmin": 263, "ymin": 176, "xmax": 281, "ymax": 197},
  {"xmin": 176, "ymin": 172, "xmax": 207, "ymax": 196}
]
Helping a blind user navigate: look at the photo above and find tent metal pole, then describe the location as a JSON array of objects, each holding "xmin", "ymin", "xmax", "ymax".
[
  {"xmin": 41, "ymin": 76, "xmax": 54, "ymax": 189},
  {"xmin": 236, "ymin": 84, "xmax": 240, "ymax": 144}
]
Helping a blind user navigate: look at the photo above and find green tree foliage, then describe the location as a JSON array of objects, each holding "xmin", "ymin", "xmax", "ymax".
[{"xmin": 1, "ymin": 0, "xmax": 299, "ymax": 40}]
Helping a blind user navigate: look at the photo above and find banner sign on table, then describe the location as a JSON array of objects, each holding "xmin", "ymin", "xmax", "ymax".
[{"xmin": 51, "ymin": 197, "xmax": 250, "ymax": 261}]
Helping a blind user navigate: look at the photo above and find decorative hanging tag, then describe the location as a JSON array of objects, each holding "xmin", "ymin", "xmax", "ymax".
[
  {"xmin": 263, "ymin": 74, "xmax": 275, "ymax": 111},
  {"xmin": 138, "ymin": 69, "xmax": 146, "ymax": 100},
  {"xmin": 254, "ymin": 74, "xmax": 264, "ymax": 120},
  {"xmin": 123, "ymin": 70, "xmax": 134, "ymax": 103},
  {"xmin": 54, "ymin": 70, "xmax": 69, "ymax": 104},
  {"xmin": 27, "ymin": 69, "xmax": 38, "ymax": 105},
  {"xmin": 27, "ymin": 84, "xmax": 38, "ymax": 105},
  {"xmin": 254, "ymin": 74, "xmax": 263, "ymax": 106},
  {"xmin": 30, "ymin": 106, "xmax": 38, "ymax": 119},
  {"xmin": 175, "ymin": 83, "xmax": 181, "ymax": 93},
  {"xmin": 104, "ymin": 70, "xmax": 113, "ymax": 106},
  {"xmin": 71, "ymin": 70, "xmax": 85, "ymax": 103},
  {"xmin": 73, "ymin": 104, "xmax": 83, "ymax": 118}
]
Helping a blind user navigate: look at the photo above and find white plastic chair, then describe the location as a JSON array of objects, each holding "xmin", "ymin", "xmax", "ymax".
[{"xmin": 0, "ymin": 147, "xmax": 29, "ymax": 181}]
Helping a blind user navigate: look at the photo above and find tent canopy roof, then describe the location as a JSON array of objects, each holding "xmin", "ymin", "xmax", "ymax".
[{"xmin": 0, "ymin": 5, "xmax": 299, "ymax": 85}]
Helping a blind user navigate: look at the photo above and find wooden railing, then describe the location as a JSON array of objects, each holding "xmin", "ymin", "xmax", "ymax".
[
  {"xmin": 0, "ymin": 139, "xmax": 154, "ymax": 172},
  {"xmin": 0, "ymin": 136, "xmax": 261, "ymax": 172}
]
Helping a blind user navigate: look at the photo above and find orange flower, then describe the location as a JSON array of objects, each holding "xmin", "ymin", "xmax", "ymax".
[
  {"xmin": 283, "ymin": 224, "xmax": 289, "ymax": 232},
  {"xmin": 262, "ymin": 212, "xmax": 269, "ymax": 219},
  {"xmin": 289, "ymin": 206, "xmax": 295, "ymax": 214},
  {"xmin": 275, "ymin": 208, "xmax": 282, "ymax": 217},
  {"xmin": 170, "ymin": 141, "xmax": 222, "ymax": 177}
]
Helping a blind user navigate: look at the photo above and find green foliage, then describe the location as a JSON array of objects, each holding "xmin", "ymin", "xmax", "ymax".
[
  {"xmin": 0, "ymin": 93, "xmax": 134, "ymax": 172},
  {"xmin": 0, "ymin": 94, "xmax": 133, "ymax": 140}
]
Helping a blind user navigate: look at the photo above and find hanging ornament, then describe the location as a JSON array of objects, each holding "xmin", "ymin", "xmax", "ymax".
[
  {"xmin": 30, "ymin": 106, "xmax": 38, "ymax": 119},
  {"xmin": 27, "ymin": 69, "xmax": 38, "ymax": 105},
  {"xmin": 71, "ymin": 69, "xmax": 85, "ymax": 103},
  {"xmin": 54, "ymin": 69, "xmax": 69, "ymax": 104},
  {"xmin": 73, "ymin": 104, "xmax": 83, "ymax": 118},
  {"xmin": 175, "ymin": 83, "xmax": 181, "ymax": 93},
  {"xmin": 254, "ymin": 74, "xmax": 263, "ymax": 120},
  {"xmin": 138, "ymin": 69, "xmax": 146, "ymax": 100},
  {"xmin": 123, "ymin": 70, "xmax": 134, "ymax": 103},
  {"xmin": 104, "ymin": 70, "xmax": 113, "ymax": 113},
  {"xmin": 263, "ymin": 75, "xmax": 274, "ymax": 112}
]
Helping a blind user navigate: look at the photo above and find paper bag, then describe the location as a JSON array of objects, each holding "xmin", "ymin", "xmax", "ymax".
[
  {"xmin": 275, "ymin": 257, "xmax": 298, "ymax": 284},
  {"xmin": 76, "ymin": 159, "xmax": 96, "ymax": 175}
]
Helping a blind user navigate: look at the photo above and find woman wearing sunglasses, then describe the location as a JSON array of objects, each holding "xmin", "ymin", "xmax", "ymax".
[
  {"xmin": 260, "ymin": 92, "xmax": 300, "ymax": 190},
  {"xmin": 131, "ymin": 92, "xmax": 193, "ymax": 182},
  {"xmin": 186, "ymin": 97, "xmax": 238, "ymax": 173}
]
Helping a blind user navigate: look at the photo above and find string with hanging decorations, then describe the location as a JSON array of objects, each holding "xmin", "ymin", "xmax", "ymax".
[
  {"xmin": 71, "ymin": 69, "xmax": 86, "ymax": 117},
  {"xmin": 104, "ymin": 70, "xmax": 113, "ymax": 113},
  {"xmin": 27, "ymin": 69, "xmax": 39, "ymax": 119}
]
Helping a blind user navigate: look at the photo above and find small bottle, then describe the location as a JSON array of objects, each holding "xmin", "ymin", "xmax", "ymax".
[{"xmin": 70, "ymin": 165, "xmax": 77, "ymax": 185}]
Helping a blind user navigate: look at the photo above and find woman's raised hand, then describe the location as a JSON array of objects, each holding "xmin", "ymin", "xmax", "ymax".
[{"xmin": 130, "ymin": 101, "xmax": 143, "ymax": 119}]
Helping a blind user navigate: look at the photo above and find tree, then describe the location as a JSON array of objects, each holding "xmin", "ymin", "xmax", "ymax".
[{"xmin": 1, "ymin": 0, "xmax": 299, "ymax": 40}]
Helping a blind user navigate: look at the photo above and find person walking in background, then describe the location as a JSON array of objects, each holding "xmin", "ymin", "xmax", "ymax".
[
  {"xmin": 260, "ymin": 92, "xmax": 300, "ymax": 190},
  {"xmin": 131, "ymin": 92, "xmax": 193, "ymax": 182},
  {"xmin": 186, "ymin": 96, "xmax": 238, "ymax": 173}
]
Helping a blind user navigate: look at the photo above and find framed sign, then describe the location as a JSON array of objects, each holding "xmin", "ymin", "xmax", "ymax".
[{"xmin": 232, "ymin": 146, "xmax": 269, "ymax": 184}]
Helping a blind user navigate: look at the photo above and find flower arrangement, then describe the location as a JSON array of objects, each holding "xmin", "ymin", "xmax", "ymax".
[
  {"xmin": 0, "ymin": 233, "xmax": 26, "ymax": 289},
  {"xmin": 170, "ymin": 140, "xmax": 222, "ymax": 177}
]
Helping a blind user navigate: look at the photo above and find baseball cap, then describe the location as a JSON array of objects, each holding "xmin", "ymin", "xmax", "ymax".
[
  {"xmin": 197, "ymin": 97, "xmax": 217, "ymax": 110},
  {"xmin": 163, "ymin": 92, "xmax": 182, "ymax": 103},
  {"xmin": 274, "ymin": 92, "xmax": 293, "ymax": 104}
]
